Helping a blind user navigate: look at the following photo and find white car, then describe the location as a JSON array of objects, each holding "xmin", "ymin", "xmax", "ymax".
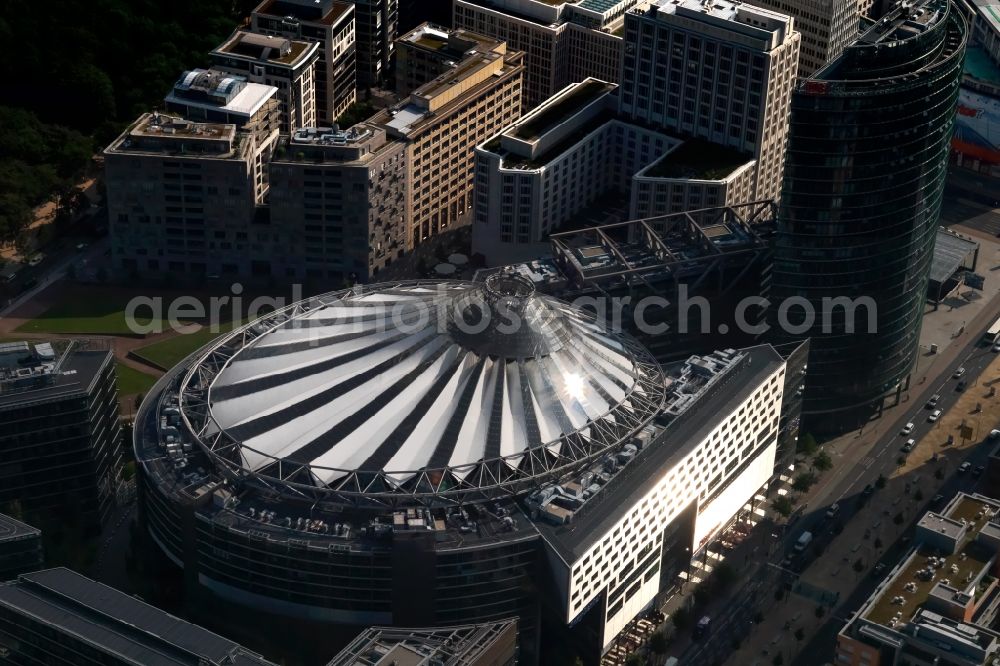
[
  {"xmin": 954, "ymin": 367, "xmax": 966, "ymax": 379},
  {"xmin": 991, "ymin": 429, "xmax": 1000, "ymax": 439},
  {"xmin": 993, "ymin": 343, "xmax": 1000, "ymax": 352},
  {"xmin": 928, "ymin": 410, "xmax": 942, "ymax": 423},
  {"xmin": 959, "ymin": 462, "xmax": 972, "ymax": 473},
  {"xmin": 27, "ymin": 254, "xmax": 43, "ymax": 267},
  {"xmin": 901, "ymin": 423, "xmax": 914, "ymax": 436},
  {"xmin": 902, "ymin": 439, "xmax": 916, "ymax": 453}
]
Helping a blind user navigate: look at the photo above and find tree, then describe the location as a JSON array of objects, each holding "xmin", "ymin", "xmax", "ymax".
[
  {"xmin": 813, "ymin": 449, "xmax": 833, "ymax": 472},
  {"xmin": 935, "ymin": 468, "xmax": 945, "ymax": 480},
  {"xmin": 914, "ymin": 489, "xmax": 924, "ymax": 502},
  {"xmin": 794, "ymin": 627, "xmax": 805, "ymax": 642},
  {"xmin": 815, "ymin": 605, "xmax": 826, "ymax": 619},
  {"xmin": 648, "ymin": 631, "xmax": 668, "ymax": 655},
  {"xmin": 774, "ymin": 587, "xmax": 786, "ymax": 602},
  {"xmin": 893, "ymin": 512, "xmax": 905, "ymax": 526},
  {"xmin": 792, "ymin": 472, "xmax": 817, "ymax": 493},
  {"xmin": 797, "ymin": 432, "xmax": 819, "ymax": 456},
  {"xmin": 853, "ymin": 558, "xmax": 865, "ymax": 573},
  {"xmin": 714, "ymin": 562, "xmax": 738, "ymax": 589},
  {"xmin": 874, "ymin": 537, "xmax": 883, "ymax": 550},
  {"xmin": 875, "ymin": 474, "xmax": 887, "ymax": 489},
  {"xmin": 772, "ymin": 654, "xmax": 784, "ymax": 666},
  {"xmin": 672, "ymin": 606, "xmax": 691, "ymax": 630},
  {"xmin": 772, "ymin": 495, "xmax": 795, "ymax": 517},
  {"xmin": 625, "ymin": 654, "xmax": 643, "ymax": 666}
]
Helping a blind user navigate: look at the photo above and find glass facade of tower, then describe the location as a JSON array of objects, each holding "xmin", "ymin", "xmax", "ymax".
[{"xmin": 770, "ymin": 0, "xmax": 967, "ymax": 433}]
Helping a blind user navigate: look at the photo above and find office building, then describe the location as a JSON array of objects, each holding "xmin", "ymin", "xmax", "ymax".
[
  {"xmin": 746, "ymin": 0, "xmax": 859, "ymax": 75},
  {"xmin": 136, "ymin": 273, "xmax": 796, "ymax": 664},
  {"xmin": 251, "ymin": 0, "xmax": 357, "ymax": 123},
  {"xmin": 0, "ymin": 341, "xmax": 121, "ymax": 536},
  {"xmin": 269, "ymin": 125, "xmax": 408, "ymax": 282},
  {"xmin": 472, "ymin": 79, "xmax": 755, "ymax": 265},
  {"xmin": 327, "ymin": 621, "xmax": 518, "ymax": 666},
  {"xmin": 453, "ymin": 0, "xmax": 633, "ymax": 110},
  {"xmin": 394, "ymin": 23, "xmax": 507, "ymax": 96},
  {"xmin": 106, "ymin": 111, "xmax": 285, "ymax": 282},
  {"xmin": 352, "ymin": 0, "xmax": 399, "ymax": 89},
  {"xmin": 836, "ymin": 493, "xmax": 1000, "ymax": 666},
  {"xmin": 769, "ymin": 0, "xmax": 967, "ymax": 433},
  {"xmin": 368, "ymin": 36, "xmax": 523, "ymax": 247},
  {"xmin": 0, "ymin": 568, "xmax": 277, "ymax": 665},
  {"xmin": 210, "ymin": 30, "xmax": 320, "ymax": 133},
  {"xmin": 0, "ymin": 514, "xmax": 42, "ymax": 581},
  {"xmin": 619, "ymin": 0, "xmax": 799, "ymax": 203}
]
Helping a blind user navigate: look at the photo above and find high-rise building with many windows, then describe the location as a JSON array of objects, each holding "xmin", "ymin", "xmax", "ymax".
[
  {"xmin": 453, "ymin": 0, "xmax": 632, "ymax": 111},
  {"xmin": 0, "ymin": 341, "xmax": 122, "ymax": 536},
  {"xmin": 210, "ymin": 31, "xmax": 320, "ymax": 134},
  {"xmin": 745, "ymin": 0, "xmax": 860, "ymax": 75},
  {"xmin": 251, "ymin": 0, "xmax": 358, "ymax": 123},
  {"xmin": 770, "ymin": 0, "xmax": 967, "ymax": 433},
  {"xmin": 618, "ymin": 0, "xmax": 800, "ymax": 203},
  {"xmin": 351, "ymin": 0, "xmax": 399, "ymax": 89}
]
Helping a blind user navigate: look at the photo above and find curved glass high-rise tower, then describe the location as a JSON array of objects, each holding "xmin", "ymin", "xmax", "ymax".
[{"xmin": 770, "ymin": 0, "xmax": 966, "ymax": 434}]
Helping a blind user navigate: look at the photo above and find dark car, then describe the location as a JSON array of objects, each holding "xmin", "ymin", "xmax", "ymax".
[
  {"xmin": 863, "ymin": 484, "xmax": 875, "ymax": 498},
  {"xmin": 957, "ymin": 380, "xmax": 968, "ymax": 392}
]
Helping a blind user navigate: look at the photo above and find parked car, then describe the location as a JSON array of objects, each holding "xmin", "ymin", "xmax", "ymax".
[
  {"xmin": 902, "ymin": 439, "xmax": 916, "ymax": 453},
  {"xmin": 928, "ymin": 410, "xmax": 942, "ymax": 422},
  {"xmin": 901, "ymin": 423, "xmax": 915, "ymax": 436},
  {"xmin": 990, "ymin": 429, "xmax": 1000, "ymax": 440},
  {"xmin": 926, "ymin": 394, "xmax": 940, "ymax": 408},
  {"xmin": 957, "ymin": 380, "xmax": 968, "ymax": 392},
  {"xmin": 826, "ymin": 503, "xmax": 841, "ymax": 520},
  {"xmin": 954, "ymin": 367, "xmax": 966, "ymax": 379},
  {"xmin": 863, "ymin": 484, "xmax": 875, "ymax": 498},
  {"xmin": 974, "ymin": 466, "xmax": 985, "ymax": 478},
  {"xmin": 959, "ymin": 462, "xmax": 972, "ymax": 473}
]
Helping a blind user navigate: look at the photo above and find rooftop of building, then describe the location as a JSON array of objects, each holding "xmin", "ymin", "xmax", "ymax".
[
  {"xmin": 459, "ymin": 0, "xmax": 639, "ymax": 28},
  {"xmin": 0, "ymin": 340, "xmax": 112, "ymax": 411},
  {"xmin": 371, "ymin": 47, "xmax": 522, "ymax": 138},
  {"xmin": 861, "ymin": 494, "xmax": 1000, "ymax": 629},
  {"xmin": 105, "ymin": 113, "xmax": 245, "ymax": 159},
  {"xmin": 514, "ymin": 79, "xmax": 614, "ymax": 140},
  {"xmin": 0, "ymin": 513, "xmax": 40, "ymax": 544},
  {"xmin": 212, "ymin": 30, "xmax": 317, "ymax": 67},
  {"xmin": 642, "ymin": 139, "xmax": 752, "ymax": 180},
  {"xmin": 857, "ymin": 0, "xmax": 948, "ymax": 45},
  {"xmin": 400, "ymin": 22, "xmax": 506, "ymax": 60},
  {"xmin": 165, "ymin": 69, "xmax": 277, "ymax": 118},
  {"xmin": 972, "ymin": 0, "xmax": 1000, "ymax": 37},
  {"xmin": 325, "ymin": 620, "xmax": 518, "ymax": 666},
  {"xmin": 0, "ymin": 568, "xmax": 275, "ymax": 666},
  {"xmin": 253, "ymin": 0, "xmax": 353, "ymax": 26},
  {"xmin": 930, "ymin": 227, "xmax": 979, "ymax": 285},
  {"xmin": 644, "ymin": 0, "xmax": 795, "ymax": 38},
  {"xmin": 536, "ymin": 345, "xmax": 784, "ymax": 559},
  {"xmin": 274, "ymin": 124, "xmax": 403, "ymax": 165}
]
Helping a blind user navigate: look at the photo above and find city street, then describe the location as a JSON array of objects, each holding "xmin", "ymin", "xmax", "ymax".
[{"xmin": 662, "ymin": 252, "xmax": 1000, "ymax": 665}]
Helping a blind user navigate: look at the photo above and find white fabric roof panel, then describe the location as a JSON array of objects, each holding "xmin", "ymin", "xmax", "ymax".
[{"xmin": 205, "ymin": 280, "xmax": 656, "ymax": 487}]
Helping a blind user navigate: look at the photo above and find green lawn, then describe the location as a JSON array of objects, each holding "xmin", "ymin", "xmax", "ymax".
[
  {"xmin": 133, "ymin": 321, "xmax": 243, "ymax": 370},
  {"xmin": 15, "ymin": 296, "xmax": 163, "ymax": 336},
  {"xmin": 116, "ymin": 363, "xmax": 158, "ymax": 396}
]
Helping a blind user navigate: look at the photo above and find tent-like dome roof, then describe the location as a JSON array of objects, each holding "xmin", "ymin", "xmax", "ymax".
[{"xmin": 181, "ymin": 278, "xmax": 666, "ymax": 503}]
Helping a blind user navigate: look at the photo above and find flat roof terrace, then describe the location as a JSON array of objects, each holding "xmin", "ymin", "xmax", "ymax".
[
  {"xmin": 864, "ymin": 495, "xmax": 999, "ymax": 628},
  {"xmin": 513, "ymin": 79, "xmax": 614, "ymax": 140},
  {"xmin": 644, "ymin": 139, "xmax": 751, "ymax": 180},
  {"xmin": 215, "ymin": 31, "xmax": 313, "ymax": 66},
  {"xmin": 254, "ymin": 0, "xmax": 352, "ymax": 25}
]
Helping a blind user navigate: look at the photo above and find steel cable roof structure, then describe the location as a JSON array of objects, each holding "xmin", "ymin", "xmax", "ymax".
[{"xmin": 176, "ymin": 274, "xmax": 666, "ymax": 506}]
